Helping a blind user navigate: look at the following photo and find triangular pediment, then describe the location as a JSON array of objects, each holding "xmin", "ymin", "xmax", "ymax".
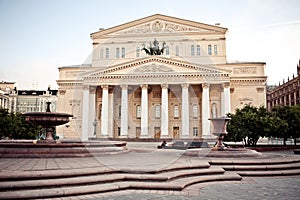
[
  {"xmin": 85, "ymin": 56, "xmax": 230, "ymax": 78},
  {"xmin": 91, "ymin": 14, "xmax": 227, "ymax": 38}
]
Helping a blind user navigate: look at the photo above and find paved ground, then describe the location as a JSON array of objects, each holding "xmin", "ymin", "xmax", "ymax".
[{"xmin": 1, "ymin": 142, "xmax": 300, "ymax": 199}]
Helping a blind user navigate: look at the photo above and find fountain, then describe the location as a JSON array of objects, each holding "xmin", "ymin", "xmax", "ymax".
[
  {"xmin": 24, "ymin": 102, "xmax": 73, "ymax": 143},
  {"xmin": 209, "ymin": 117, "xmax": 231, "ymax": 151},
  {"xmin": 183, "ymin": 117, "xmax": 262, "ymax": 158}
]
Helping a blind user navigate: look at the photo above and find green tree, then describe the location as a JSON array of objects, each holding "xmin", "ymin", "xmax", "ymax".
[
  {"xmin": 271, "ymin": 105, "xmax": 300, "ymax": 145},
  {"xmin": 0, "ymin": 108, "xmax": 40, "ymax": 140},
  {"xmin": 225, "ymin": 105, "xmax": 277, "ymax": 146}
]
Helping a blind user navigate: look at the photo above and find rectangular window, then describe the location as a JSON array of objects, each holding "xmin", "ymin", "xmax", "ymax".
[
  {"xmin": 192, "ymin": 105, "xmax": 198, "ymax": 118},
  {"xmin": 105, "ymin": 48, "xmax": 109, "ymax": 59},
  {"xmin": 196, "ymin": 45, "xmax": 200, "ymax": 56},
  {"xmin": 174, "ymin": 105, "xmax": 179, "ymax": 118},
  {"xmin": 191, "ymin": 45, "xmax": 194, "ymax": 56},
  {"xmin": 136, "ymin": 47, "xmax": 140, "ymax": 57},
  {"xmin": 155, "ymin": 105, "xmax": 161, "ymax": 118},
  {"xmin": 121, "ymin": 47, "xmax": 125, "ymax": 58},
  {"xmin": 193, "ymin": 127, "xmax": 198, "ymax": 136}
]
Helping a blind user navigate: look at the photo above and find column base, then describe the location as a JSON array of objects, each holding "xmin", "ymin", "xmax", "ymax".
[
  {"xmin": 139, "ymin": 135, "xmax": 149, "ymax": 138},
  {"xmin": 180, "ymin": 134, "xmax": 190, "ymax": 139},
  {"xmin": 160, "ymin": 134, "xmax": 170, "ymax": 139}
]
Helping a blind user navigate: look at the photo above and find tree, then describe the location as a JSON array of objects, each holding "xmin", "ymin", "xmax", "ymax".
[
  {"xmin": 271, "ymin": 105, "xmax": 300, "ymax": 145},
  {"xmin": 0, "ymin": 108, "xmax": 40, "ymax": 140},
  {"xmin": 225, "ymin": 105, "xmax": 278, "ymax": 146}
]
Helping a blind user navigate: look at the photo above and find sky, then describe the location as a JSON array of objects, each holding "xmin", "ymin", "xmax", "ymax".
[{"xmin": 0, "ymin": 0, "xmax": 300, "ymax": 90}]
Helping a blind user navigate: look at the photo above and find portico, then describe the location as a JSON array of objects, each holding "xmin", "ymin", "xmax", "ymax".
[{"xmin": 80, "ymin": 57, "xmax": 231, "ymax": 140}]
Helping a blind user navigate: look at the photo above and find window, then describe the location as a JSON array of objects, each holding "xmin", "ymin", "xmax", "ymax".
[
  {"xmin": 116, "ymin": 48, "xmax": 120, "ymax": 58},
  {"xmin": 136, "ymin": 105, "xmax": 141, "ymax": 119},
  {"xmin": 166, "ymin": 46, "xmax": 169, "ymax": 55},
  {"xmin": 191, "ymin": 45, "xmax": 195, "ymax": 56},
  {"xmin": 175, "ymin": 46, "xmax": 179, "ymax": 56},
  {"xmin": 192, "ymin": 105, "xmax": 198, "ymax": 118},
  {"xmin": 155, "ymin": 105, "xmax": 161, "ymax": 118},
  {"xmin": 174, "ymin": 105, "xmax": 179, "ymax": 118},
  {"xmin": 196, "ymin": 45, "xmax": 200, "ymax": 56},
  {"xmin": 121, "ymin": 47, "xmax": 125, "ymax": 58},
  {"xmin": 193, "ymin": 127, "xmax": 198, "ymax": 136},
  {"xmin": 136, "ymin": 47, "xmax": 140, "ymax": 57},
  {"xmin": 214, "ymin": 45, "xmax": 218, "ymax": 55},
  {"xmin": 208, "ymin": 45, "xmax": 212, "ymax": 55},
  {"xmin": 105, "ymin": 48, "xmax": 109, "ymax": 59}
]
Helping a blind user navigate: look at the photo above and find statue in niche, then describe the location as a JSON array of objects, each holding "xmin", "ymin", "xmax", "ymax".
[{"xmin": 142, "ymin": 38, "xmax": 166, "ymax": 55}]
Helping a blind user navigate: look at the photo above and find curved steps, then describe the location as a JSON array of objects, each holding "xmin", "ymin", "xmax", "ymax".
[{"xmin": 0, "ymin": 163, "xmax": 241, "ymax": 199}]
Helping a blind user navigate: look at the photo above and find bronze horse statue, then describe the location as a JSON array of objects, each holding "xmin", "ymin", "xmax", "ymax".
[{"xmin": 142, "ymin": 39, "xmax": 166, "ymax": 55}]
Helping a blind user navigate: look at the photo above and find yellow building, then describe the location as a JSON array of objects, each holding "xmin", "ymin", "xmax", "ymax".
[{"xmin": 57, "ymin": 14, "xmax": 267, "ymax": 140}]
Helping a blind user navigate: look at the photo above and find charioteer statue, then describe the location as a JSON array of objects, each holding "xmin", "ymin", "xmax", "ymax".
[{"xmin": 142, "ymin": 38, "xmax": 167, "ymax": 55}]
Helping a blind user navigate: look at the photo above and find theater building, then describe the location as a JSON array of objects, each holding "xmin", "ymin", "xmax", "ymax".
[{"xmin": 56, "ymin": 14, "xmax": 267, "ymax": 140}]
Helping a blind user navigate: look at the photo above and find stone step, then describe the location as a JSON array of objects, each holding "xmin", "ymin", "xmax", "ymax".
[
  {"xmin": 237, "ymin": 169, "xmax": 300, "ymax": 176},
  {"xmin": 209, "ymin": 158, "xmax": 300, "ymax": 165},
  {"xmin": 0, "ymin": 167, "xmax": 224, "ymax": 191},
  {"xmin": 222, "ymin": 162, "xmax": 300, "ymax": 171},
  {"xmin": 0, "ymin": 171, "xmax": 240, "ymax": 200}
]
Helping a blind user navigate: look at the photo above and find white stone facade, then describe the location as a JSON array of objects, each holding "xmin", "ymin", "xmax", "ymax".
[{"xmin": 56, "ymin": 14, "xmax": 267, "ymax": 140}]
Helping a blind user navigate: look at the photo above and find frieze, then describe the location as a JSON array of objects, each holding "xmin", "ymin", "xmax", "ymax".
[
  {"xmin": 134, "ymin": 63, "xmax": 174, "ymax": 73},
  {"xmin": 116, "ymin": 20, "xmax": 208, "ymax": 35},
  {"xmin": 233, "ymin": 67, "xmax": 257, "ymax": 74}
]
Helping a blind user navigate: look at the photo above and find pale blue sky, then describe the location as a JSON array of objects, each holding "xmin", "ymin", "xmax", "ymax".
[{"xmin": 0, "ymin": 0, "xmax": 299, "ymax": 89}]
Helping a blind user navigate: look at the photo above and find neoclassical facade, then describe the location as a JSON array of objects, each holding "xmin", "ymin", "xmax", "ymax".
[{"xmin": 56, "ymin": 14, "xmax": 267, "ymax": 140}]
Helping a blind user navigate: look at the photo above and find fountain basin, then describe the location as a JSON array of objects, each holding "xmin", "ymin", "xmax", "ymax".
[{"xmin": 24, "ymin": 112, "xmax": 73, "ymax": 127}]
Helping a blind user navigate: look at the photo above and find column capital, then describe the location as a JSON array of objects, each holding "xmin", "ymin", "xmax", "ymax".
[
  {"xmin": 101, "ymin": 85, "xmax": 109, "ymax": 90},
  {"xmin": 140, "ymin": 84, "xmax": 148, "ymax": 89},
  {"xmin": 181, "ymin": 83, "xmax": 189, "ymax": 88},
  {"xmin": 222, "ymin": 82, "xmax": 230, "ymax": 88},
  {"xmin": 83, "ymin": 85, "xmax": 90, "ymax": 90},
  {"xmin": 202, "ymin": 83, "xmax": 210, "ymax": 89},
  {"xmin": 121, "ymin": 84, "xmax": 128, "ymax": 89},
  {"xmin": 161, "ymin": 83, "xmax": 168, "ymax": 89},
  {"xmin": 89, "ymin": 86, "xmax": 97, "ymax": 94}
]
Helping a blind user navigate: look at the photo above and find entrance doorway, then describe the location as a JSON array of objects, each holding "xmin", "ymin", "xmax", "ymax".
[
  {"xmin": 173, "ymin": 127, "xmax": 179, "ymax": 138},
  {"xmin": 136, "ymin": 127, "xmax": 141, "ymax": 138},
  {"xmin": 154, "ymin": 127, "xmax": 161, "ymax": 139}
]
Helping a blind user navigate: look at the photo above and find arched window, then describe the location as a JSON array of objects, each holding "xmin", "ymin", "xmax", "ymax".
[
  {"xmin": 191, "ymin": 45, "xmax": 195, "ymax": 56},
  {"xmin": 105, "ymin": 48, "xmax": 109, "ymax": 59},
  {"xmin": 214, "ymin": 45, "xmax": 218, "ymax": 55},
  {"xmin": 174, "ymin": 105, "xmax": 179, "ymax": 118},
  {"xmin": 116, "ymin": 48, "xmax": 120, "ymax": 58},
  {"xmin": 136, "ymin": 105, "xmax": 141, "ymax": 119},
  {"xmin": 208, "ymin": 45, "xmax": 212, "ymax": 55},
  {"xmin": 192, "ymin": 105, "xmax": 198, "ymax": 118},
  {"xmin": 193, "ymin": 127, "xmax": 198, "ymax": 136},
  {"xmin": 136, "ymin": 47, "xmax": 140, "ymax": 57},
  {"xmin": 175, "ymin": 46, "xmax": 179, "ymax": 56},
  {"xmin": 121, "ymin": 47, "xmax": 125, "ymax": 58},
  {"xmin": 207, "ymin": 45, "xmax": 211, "ymax": 56},
  {"xmin": 196, "ymin": 45, "xmax": 201, "ymax": 56},
  {"xmin": 155, "ymin": 105, "xmax": 161, "ymax": 118},
  {"xmin": 166, "ymin": 46, "xmax": 169, "ymax": 55}
]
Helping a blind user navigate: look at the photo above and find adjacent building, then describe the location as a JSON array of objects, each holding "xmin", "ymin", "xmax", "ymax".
[
  {"xmin": 56, "ymin": 14, "xmax": 267, "ymax": 141},
  {"xmin": 267, "ymin": 60, "xmax": 300, "ymax": 111}
]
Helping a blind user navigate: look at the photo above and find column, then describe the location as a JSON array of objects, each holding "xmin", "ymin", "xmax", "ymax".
[
  {"xmin": 101, "ymin": 85, "xmax": 109, "ymax": 136},
  {"xmin": 161, "ymin": 84, "xmax": 169, "ymax": 137},
  {"xmin": 121, "ymin": 85, "xmax": 128, "ymax": 137},
  {"xmin": 81, "ymin": 85, "xmax": 90, "ymax": 141},
  {"xmin": 88, "ymin": 86, "xmax": 97, "ymax": 138},
  {"xmin": 202, "ymin": 83, "xmax": 211, "ymax": 138},
  {"xmin": 141, "ymin": 84, "xmax": 148, "ymax": 137},
  {"xmin": 108, "ymin": 92, "xmax": 114, "ymax": 137},
  {"xmin": 181, "ymin": 83, "xmax": 190, "ymax": 138},
  {"xmin": 223, "ymin": 82, "xmax": 231, "ymax": 116}
]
